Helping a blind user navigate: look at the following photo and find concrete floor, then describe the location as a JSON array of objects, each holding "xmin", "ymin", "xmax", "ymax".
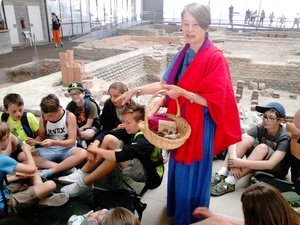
[{"xmin": 140, "ymin": 159, "xmax": 244, "ymax": 225}]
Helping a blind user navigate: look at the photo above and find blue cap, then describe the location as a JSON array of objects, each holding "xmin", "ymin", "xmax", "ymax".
[{"xmin": 255, "ymin": 102, "xmax": 286, "ymax": 118}]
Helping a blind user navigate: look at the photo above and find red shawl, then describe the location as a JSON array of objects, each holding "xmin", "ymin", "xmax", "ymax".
[{"xmin": 167, "ymin": 44, "xmax": 241, "ymax": 164}]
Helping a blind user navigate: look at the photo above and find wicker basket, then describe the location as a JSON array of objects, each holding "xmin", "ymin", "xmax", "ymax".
[{"xmin": 139, "ymin": 90, "xmax": 191, "ymax": 150}]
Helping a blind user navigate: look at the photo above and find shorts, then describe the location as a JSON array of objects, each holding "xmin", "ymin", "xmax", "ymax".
[
  {"xmin": 8, "ymin": 186, "xmax": 38, "ymax": 214},
  {"xmin": 36, "ymin": 145, "xmax": 77, "ymax": 163},
  {"xmin": 120, "ymin": 158, "xmax": 147, "ymax": 182},
  {"xmin": 247, "ymin": 141, "xmax": 290, "ymax": 179}
]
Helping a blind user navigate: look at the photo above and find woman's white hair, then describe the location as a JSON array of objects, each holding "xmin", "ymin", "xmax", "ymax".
[{"xmin": 181, "ymin": 3, "xmax": 211, "ymax": 30}]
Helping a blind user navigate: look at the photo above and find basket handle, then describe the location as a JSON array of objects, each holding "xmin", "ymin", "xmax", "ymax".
[{"xmin": 145, "ymin": 89, "xmax": 180, "ymax": 128}]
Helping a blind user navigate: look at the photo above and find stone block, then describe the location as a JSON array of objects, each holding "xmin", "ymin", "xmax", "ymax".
[
  {"xmin": 235, "ymin": 94, "xmax": 241, "ymax": 103},
  {"xmin": 251, "ymin": 100, "xmax": 258, "ymax": 105},
  {"xmin": 289, "ymin": 94, "xmax": 298, "ymax": 100},
  {"xmin": 258, "ymin": 83, "xmax": 266, "ymax": 90},
  {"xmin": 248, "ymin": 81, "xmax": 258, "ymax": 90},
  {"xmin": 237, "ymin": 80, "xmax": 244, "ymax": 88},
  {"xmin": 271, "ymin": 92, "xmax": 280, "ymax": 98}
]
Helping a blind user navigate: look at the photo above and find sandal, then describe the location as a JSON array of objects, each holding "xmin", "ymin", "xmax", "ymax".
[
  {"xmin": 211, "ymin": 180, "xmax": 235, "ymax": 196},
  {"xmin": 211, "ymin": 173, "xmax": 226, "ymax": 186}
]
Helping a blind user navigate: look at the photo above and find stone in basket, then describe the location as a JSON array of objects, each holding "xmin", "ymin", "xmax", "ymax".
[{"xmin": 139, "ymin": 90, "xmax": 191, "ymax": 150}]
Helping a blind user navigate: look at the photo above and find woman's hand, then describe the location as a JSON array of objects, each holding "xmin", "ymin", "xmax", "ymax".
[
  {"xmin": 163, "ymin": 84, "xmax": 184, "ymax": 99},
  {"xmin": 117, "ymin": 88, "xmax": 136, "ymax": 105}
]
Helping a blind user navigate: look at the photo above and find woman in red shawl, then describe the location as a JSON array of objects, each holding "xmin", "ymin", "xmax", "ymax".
[{"xmin": 118, "ymin": 3, "xmax": 241, "ymax": 224}]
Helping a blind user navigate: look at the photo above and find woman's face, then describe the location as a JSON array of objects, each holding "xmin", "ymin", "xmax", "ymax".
[
  {"xmin": 182, "ymin": 11, "xmax": 207, "ymax": 48},
  {"xmin": 109, "ymin": 88, "xmax": 123, "ymax": 108}
]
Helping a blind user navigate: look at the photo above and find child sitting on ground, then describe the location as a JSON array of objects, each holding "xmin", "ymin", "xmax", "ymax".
[
  {"xmin": 0, "ymin": 93, "xmax": 39, "ymax": 159},
  {"xmin": 98, "ymin": 81, "xmax": 129, "ymax": 132},
  {"xmin": 0, "ymin": 122, "xmax": 69, "ymax": 217},
  {"xmin": 59, "ymin": 103, "xmax": 164, "ymax": 197},
  {"xmin": 26, "ymin": 94, "xmax": 87, "ymax": 179},
  {"xmin": 66, "ymin": 82, "xmax": 100, "ymax": 147}
]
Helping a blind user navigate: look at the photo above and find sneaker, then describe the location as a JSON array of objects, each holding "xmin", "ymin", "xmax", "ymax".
[
  {"xmin": 210, "ymin": 180, "xmax": 235, "ymax": 197},
  {"xmin": 58, "ymin": 169, "xmax": 87, "ymax": 184},
  {"xmin": 60, "ymin": 179, "xmax": 92, "ymax": 197},
  {"xmin": 80, "ymin": 140, "xmax": 87, "ymax": 149},
  {"xmin": 162, "ymin": 150, "xmax": 169, "ymax": 164},
  {"xmin": 60, "ymin": 43, "xmax": 64, "ymax": 47},
  {"xmin": 38, "ymin": 193, "xmax": 69, "ymax": 207},
  {"xmin": 211, "ymin": 173, "xmax": 226, "ymax": 186},
  {"xmin": 68, "ymin": 215, "xmax": 85, "ymax": 225},
  {"xmin": 64, "ymin": 167, "xmax": 77, "ymax": 176}
]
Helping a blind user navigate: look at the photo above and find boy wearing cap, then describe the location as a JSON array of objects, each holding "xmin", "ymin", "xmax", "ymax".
[
  {"xmin": 211, "ymin": 102, "xmax": 290, "ymax": 196},
  {"xmin": 66, "ymin": 82, "xmax": 100, "ymax": 147}
]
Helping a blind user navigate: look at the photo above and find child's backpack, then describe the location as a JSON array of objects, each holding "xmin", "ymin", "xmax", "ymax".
[
  {"xmin": 134, "ymin": 132, "xmax": 164, "ymax": 190},
  {"xmin": 0, "ymin": 174, "xmax": 9, "ymax": 218},
  {"xmin": 93, "ymin": 187, "xmax": 147, "ymax": 221},
  {"xmin": 250, "ymin": 171, "xmax": 300, "ymax": 207},
  {"xmin": 1, "ymin": 112, "xmax": 34, "ymax": 138},
  {"xmin": 67, "ymin": 89, "xmax": 101, "ymax": 130}
]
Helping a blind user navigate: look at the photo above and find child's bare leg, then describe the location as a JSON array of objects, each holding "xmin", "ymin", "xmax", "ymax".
[
  {"xmin": 239, "ymin": 144, "xmax": 269, "ymax": 177},
  {"xmin": 33, "ymin": 155, "xmax": 58, "ymax": 168},
  {"xmin": 81, "ymin": 153, "xmax": 103, "ymax": 173},
  {"xmin": 34, "ymin": 180, "xmax": 56, "ymax": 199},
  {"xmin": 49, "ymin": 148, "xmax": 86, "ymax": 175},
  {"xmin": 100, "ymin": 134, "xmax": 121, "ymax": 150}
]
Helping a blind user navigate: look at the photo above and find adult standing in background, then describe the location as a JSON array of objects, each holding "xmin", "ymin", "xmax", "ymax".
[
  {"xmin": 51, "ymin": 12, "xmax": 63, "ymax": 48},
  {"xmin": 118, "ymin": 3, "xmax": 241, "ymax": 224},
  {"xmin": 259, "ymin": 10, "xmax": 265, "ymax": 26},
  {"xmin": 229, "ymin": 5, "xmax": 234, "ymax": 24},
  {"xmin": 269, "ymin": 11, "xmax": 275, "ymax": 26},
  {"xmin": 292, "ymin": 13, "xmax": 299, "ymax": 29}
]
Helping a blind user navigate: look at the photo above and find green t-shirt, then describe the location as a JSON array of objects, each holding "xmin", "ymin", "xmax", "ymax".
[{"xmin": 0, "ymin": 112, "xmax": 39, "ymax": 142}]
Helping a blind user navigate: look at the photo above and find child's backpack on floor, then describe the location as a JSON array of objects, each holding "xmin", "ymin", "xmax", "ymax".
[
  {"xmin": 93, "ymin": 187, "xmax": 147, "ymax": 221},
  {"xmin": 1, "ymin": 112, "xmax": 34, "ymax": 138},
  {"xmin": 250, "ymin": 171, "xmax": 300, "ymax": 207},
  {"xmin": 67, "ymin": 89, "xmax": 101, "ymax": 130}
]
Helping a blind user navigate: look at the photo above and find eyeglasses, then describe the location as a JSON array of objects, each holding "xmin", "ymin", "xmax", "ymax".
[
  {"xmin": 260, "ymin": 114, "xmax": 279, "ymax": 122},
  {"xmin": 69, "ymin": 92, "xmax": 81, "ymax": 97}
]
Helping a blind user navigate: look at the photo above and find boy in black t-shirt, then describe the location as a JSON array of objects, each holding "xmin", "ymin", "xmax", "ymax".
[{"xmin": 59, "ymin": 103, "xmax": 163, "ymax": 197}]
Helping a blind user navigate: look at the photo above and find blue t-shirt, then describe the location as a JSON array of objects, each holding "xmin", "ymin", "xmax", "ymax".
[{"xmin": 0, "ymin": 155, "xmax": 17, "ymax": 214}]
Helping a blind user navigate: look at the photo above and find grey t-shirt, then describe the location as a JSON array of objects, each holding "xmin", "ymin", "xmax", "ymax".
[{"xmin": 247, "ymin": 124, "xmax": 290, "ymax": 152}]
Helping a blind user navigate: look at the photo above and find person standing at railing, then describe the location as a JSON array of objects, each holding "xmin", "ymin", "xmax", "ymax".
[
  {"xmin": 292, "ymin": 13, "xmax": 300, "ymax": 29},
  {"xmin": 51, "ymin": 13, "xmax": 63, "ymax": 48},
  {"xmin": 229, "ymin": 5, "xmax": 234, "ymax": 25},
  {"xmin": 269, "ymin": 11, "xmax": 274, "ymax": 26}
]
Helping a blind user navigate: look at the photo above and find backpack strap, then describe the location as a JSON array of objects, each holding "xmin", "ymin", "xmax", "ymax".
[
  {"xmin": 0, "ymin": 173, "xmax": 9, "ymax": 218},
  {"xmin": 1, "ymin": 112, "xmax": 33, "ymax": 138},
  {"xmin": 21, "ymin": 112, "xmax": 34, "ymax": 138},
  {"xmin": 84, "ymin": 96, "xmax": 91, "ymax": 118}
]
